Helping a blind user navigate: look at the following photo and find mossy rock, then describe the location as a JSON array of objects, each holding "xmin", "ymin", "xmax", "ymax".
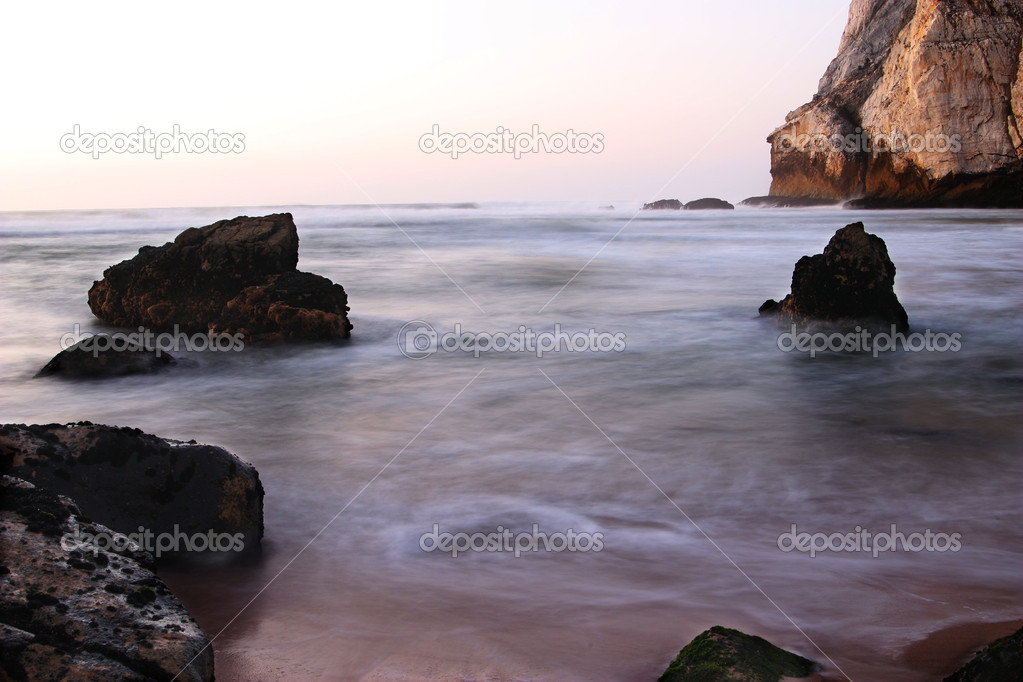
[
  {"xmin": 659, "ymin": 626, "xmax": 818, "ymax": 682},
  {"xmin": 944, "ymin": 626, "xmax": 1023, "ymax": 682}
]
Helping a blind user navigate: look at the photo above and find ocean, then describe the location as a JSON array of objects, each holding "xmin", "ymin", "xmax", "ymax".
[{"xmin": 1, "ymin": 203, "xmax": 1021, "ymax": 680}]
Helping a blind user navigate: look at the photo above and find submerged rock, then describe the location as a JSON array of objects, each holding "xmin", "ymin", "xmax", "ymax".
[
  {"xmin": 0, "ymin": 476, "xmax": 214, "ymax": 681},
  {"xmin": 643, "ymin": 199, "xmax": 684, "ymax": 210},
  {"xmin": 87, "ymin": 213, "xmax": 352, "ymax": 342},
  {"xmin": 759, "ymin": 222, "xmax": 908, "ymax": 332},
  {"xmin": 35, "ymin": 337, "xmax": 174, "ymax": 379},
  {"xmin": 684, "ymin": 198, "xmax": 734, "ymax": 210},
  {"xmin": 0, "ymin": 423, "xmax": 263, "ymax": 561},
  {"xmin": 658, "ymin": 626, "xmax": 818, "ymax": 682},
  {"xmin": 739, "ymin": 195, "xmax": 842, "ymax": 208},
  {"xmin": 766, "ymin": 0, "xmax": 1023, "ymax": 207},
  {"xmin": 944, "ymin": 626, "xmax": 1023, "ymax": 682}
]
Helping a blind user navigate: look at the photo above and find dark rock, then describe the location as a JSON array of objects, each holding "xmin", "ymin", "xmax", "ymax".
[
  {"xmin": 0, "ymin": 476, "xmax": 214, "ymax": 681},
  {"xmin": 219, "ymin": 270, "xmax": 353, "ymax": 341},
  {"xmin": 35, "ymin": 337, "xmax": 174, "ymax": 379},
  {"xmin": 658, "ymin": 625, "xmax": 818, "ymax": 682},
  {"xmin": 759, "ymin": 222, "xmax": 908, "ymax": 332},
  {"xmin": 0, "ymin": 423, "xmax": 263, "ymax": 561},
  {"xmin": 944, "ymin": 626, "xmax": 1023, "ymax": 682},
  {"xmin": 740, "ymin": 195, "xmax": 843, "ymax": 208},
  {"xmin": 643, "ymin": 199, "xmax": 684, "ymax": 210},
  {"xmin": 842, "ymin": 171, "xmax": 1023, "ymax": 208},
  {"xmin": 684, "ymin": 198, "xmax": 734, "ymax": 210},
  {"xmin": 87, "ymin": 213, "xmax": 352, "ymax": 342}
]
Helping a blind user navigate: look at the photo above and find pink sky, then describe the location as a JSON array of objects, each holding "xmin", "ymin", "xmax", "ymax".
[{"xmin": 1, "ymin": 1, "xmax": 852, "ymax": 210}]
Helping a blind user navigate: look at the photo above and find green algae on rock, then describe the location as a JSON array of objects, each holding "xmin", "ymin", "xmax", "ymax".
[{"xmin": 658, "ymin": 626, "xmax": 818, "ymax": 682}]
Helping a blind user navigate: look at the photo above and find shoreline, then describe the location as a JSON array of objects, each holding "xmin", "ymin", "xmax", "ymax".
[{"xmin": 900, "ymin": 618, "xmax": 1023, "ymax": 679}]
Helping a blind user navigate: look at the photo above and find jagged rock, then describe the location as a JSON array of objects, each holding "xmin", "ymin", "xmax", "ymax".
[
  {"xmin": 739, "ymin": 195, "xmax": 842, "ymax": 208},
  {"xmin": 684, "ymin": 198, "xmax": 735, "ymax": 210},
  {"xmin": 759, "ymin": 222, "xmax": 908, "ymax": 331},
  {"xmin": 944, "ymin": 626, "xmax": 1023, "ymax": 682},
  {"xmin": 35, "ymin": 337, "xmax": 174, "ymax": 379},
  {"xmin": 0, "ymin": 476, "xmax": 214, "ymax": 681},
  {"xmin": 658, "ymin": 626, "xmax": 818, "ymax": 682},
  {"xmin": 219, "ymin": 270, "xmax": 351, "ymax": 341},
  {"xmin": 87, "ymin": 213, "xmax": 352, "ymax": 342},
  {"xmin": 643, "ymin": 199, "xmax": 684, "ymax": 210},
  {"xmin": 767, "ymin": 0, "xmax": 1023, "ymax": 207},
  {"xmin": 0, "ymin": 423, "xmax": 263, "ymax": 561}
]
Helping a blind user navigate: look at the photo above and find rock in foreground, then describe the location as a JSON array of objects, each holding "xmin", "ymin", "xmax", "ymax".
[
  {"xmin": 35, "ymin": 337, "xmax": 174, "ymax": 379},
  {"xmin": 88, "ymin": 213, "xmax": 352, "ymax": 342},
  {"xmin": 0, "ymin": 476, "xmax": 214, "ymax": 681},
  {"xmin": 759, "ymin": 222, "xmax": 908, "ymax": 332},
  {"xmin": 658, "ymin": 626, "xmax": 818, "ymax": 682},
  {"xmin": 944, "ymin": 625, "xmax": 1023, "ymax": 682},
  {"xmin": 766, "ymin": 0, "xmax": 1022, "ymax": 207},
  {"xmin": 0, "ymin": 423, "xmax": 263, "ymax": 561}
]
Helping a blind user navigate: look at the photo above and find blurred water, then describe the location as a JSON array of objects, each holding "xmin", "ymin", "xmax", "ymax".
[{"xmin": 1, "ymin": 204, "xmax": 1021, "ymax": 680}]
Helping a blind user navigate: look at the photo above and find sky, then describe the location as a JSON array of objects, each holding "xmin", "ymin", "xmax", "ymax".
[{"xmin": 0, "ymin": 0, "xmax": 853, "ymax": 211}]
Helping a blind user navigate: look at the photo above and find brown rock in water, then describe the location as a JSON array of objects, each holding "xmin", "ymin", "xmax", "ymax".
[
  {"xmin": 87, "ymin": 213, "xmax": 352, "ymax": 341},
  {"xmin": 766, "ymin": 0, "xmax": 1023, "ymax": 207},
  {"xmin": 760, "ymin": 222, "xmax": 909, "ymax": 331},
  {"xmin": 0, "ymin": 476, "xmax": 214, "ymax": 681},
  {"xmin": 0, "ymin": 423, "xmax": 263, "ymax": 561}
]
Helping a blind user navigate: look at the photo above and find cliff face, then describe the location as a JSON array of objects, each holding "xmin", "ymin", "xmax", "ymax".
[{"xmin": 768, "ymin": 0, "xmax": 1023, "ymax": 207}]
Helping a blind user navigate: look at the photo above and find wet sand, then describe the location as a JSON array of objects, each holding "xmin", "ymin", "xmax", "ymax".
[{"xmin": 900, "ymin": 618, "xmax": 1023, "ymax": 679}]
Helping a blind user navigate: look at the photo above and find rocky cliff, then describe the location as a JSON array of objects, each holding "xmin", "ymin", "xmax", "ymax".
[{"xmin": 767, "ymin": 0, "xmax": 1023, "ymax": 207}]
